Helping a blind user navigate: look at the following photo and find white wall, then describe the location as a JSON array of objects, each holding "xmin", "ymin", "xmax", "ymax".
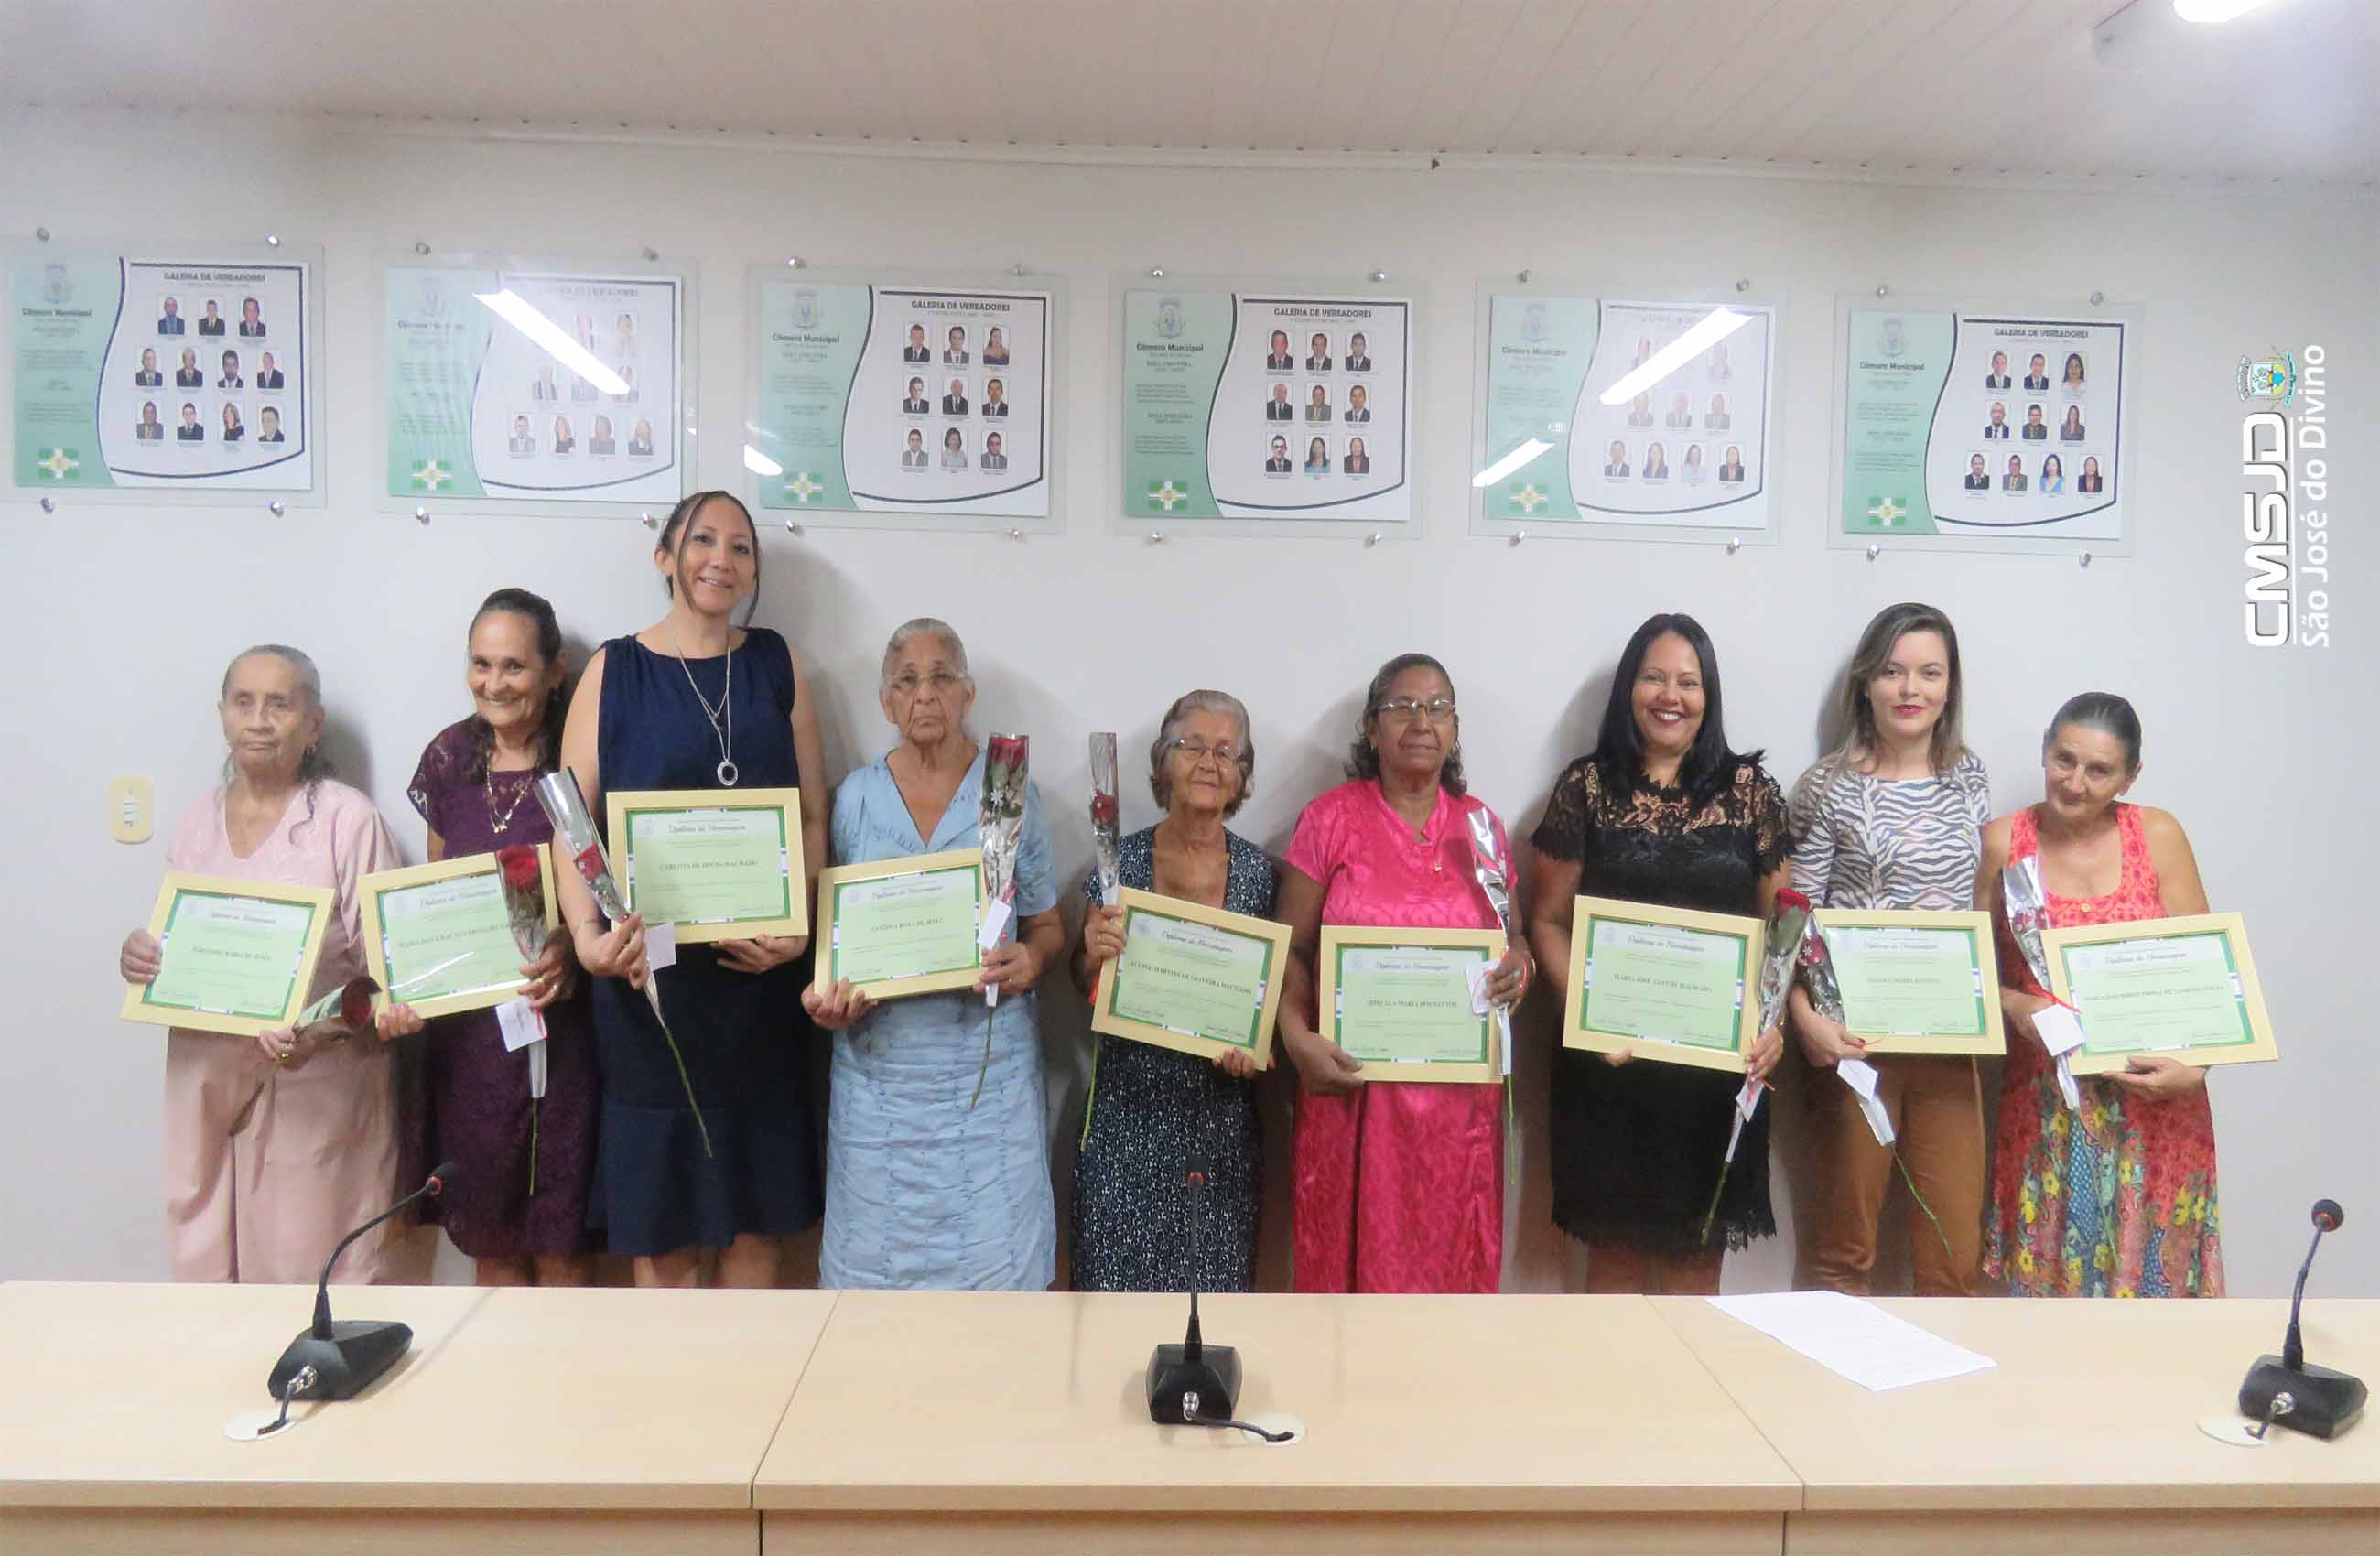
[{"xmin": 5, "ymin": 109, "xmax": 2372, "ymax": 1297}]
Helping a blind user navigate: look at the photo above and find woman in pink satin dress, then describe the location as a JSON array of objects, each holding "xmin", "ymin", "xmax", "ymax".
[
  {"xmin": 1275, "ymin": 654, "xmax": 1533, "ymax": 1292},
  {"xmin": 117, "ymin": 645, "xmax": 423, "ymax": 1285}
]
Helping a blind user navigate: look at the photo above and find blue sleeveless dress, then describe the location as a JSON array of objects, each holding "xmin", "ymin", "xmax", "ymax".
[{"xmin": 590, "ymin": 628, "xmax": 822, "ymax": 1255}]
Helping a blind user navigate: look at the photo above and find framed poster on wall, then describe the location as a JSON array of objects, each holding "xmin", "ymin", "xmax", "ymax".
[
  {"xmin": 378, "ymin": 253, "xmax": 692, "ymax": 518},
  {"xmin": 6, "ymin": 241, "xmax": 322, "ymax": 504},
  {"xmin": 1471, "ymin": 284, "xmax": 1781, "ymax": 545},
  {"xmin": 746, "ymin": 267, "xmax": 1059, "ymax": 532},
  {"xmin": 1115, "ymin": 276, "xmax": 1419, "ymax": 537},
  {"xmin": 1831, "ymin": 294, "xmax": 2137, "ymax": 556}
]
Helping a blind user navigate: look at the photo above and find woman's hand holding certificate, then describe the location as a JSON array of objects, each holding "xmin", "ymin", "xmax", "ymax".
[
  {"xmin": 1090, "ymin": 890, "xmax": 1290, "ymax": 1072},
  {"xmin": 812, "ymin": 849, "xmax": 988, "ymax": 1002},
  {"xmin": 1317, "ymin": 926, "xmax": 1505, "ymax": 1084}
]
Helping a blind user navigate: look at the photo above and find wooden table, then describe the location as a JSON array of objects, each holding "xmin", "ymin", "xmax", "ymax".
[
  {"xmin": 1652, "ymin": 1295, "xmax": 2380, "ymax": 1555},
  {"xmin": 754, "ymin": 1291, "xmax": 1801, "ymax": 1554},
  {"xmin": 0, "ymin": 1281, "xmax": 835, "ymax": 1555}
]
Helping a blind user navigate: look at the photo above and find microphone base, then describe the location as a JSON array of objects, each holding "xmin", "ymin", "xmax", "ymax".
[
  {"xmin": 1148, "ymin": 1342, "xmax": 1241, "ymax": 1425},
  {"xmin": 267, "ymin": 1319, "xmax": 415, "ymax": 1403},
  {"xmin": 2241, "ymin": 1356, "xmax": 2367, "ymax": 1440}
]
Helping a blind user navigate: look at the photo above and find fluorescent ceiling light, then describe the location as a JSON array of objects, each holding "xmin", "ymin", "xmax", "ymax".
[
  {"xmin": 1597, "ymin": 308, "xmax": 1753, "ymax": 405},
  {"xmin": 1472, "ymin": 438, "xmax": 1552, "ymax": 488},
  {"xmin": 741, "ymin": 443, "xmax": 784, "ymax": 477},
  {"xmin": 2172, "ymin": 0, "xmax": 2274, "ymax": 19},
  {"xmin": 471, "ymin": 289, "xmax": 630, "ymax": 394}
]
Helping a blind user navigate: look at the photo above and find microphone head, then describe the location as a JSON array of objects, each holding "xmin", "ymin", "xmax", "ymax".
[
  {"xmin": 427, "ymin": 1162, "xmax": 460, "ymax": 1197},
  {"xmin": 2313, "ymin": 1198, "xmax": 2344, "ymax": 1232}
]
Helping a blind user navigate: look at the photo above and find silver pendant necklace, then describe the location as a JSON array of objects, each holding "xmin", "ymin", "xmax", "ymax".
[{"xmin": 668, "ymin": 623, "xmax": 738, "ymax": 786}]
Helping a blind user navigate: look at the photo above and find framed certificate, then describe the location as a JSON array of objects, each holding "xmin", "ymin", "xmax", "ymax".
[
  {"xmin": 120, "ymin": 873, "xmax": 335, "ymax": 1037},
  {"xmin": 1563, "ymin": 896, "xmax": 1761, "ymax": 1073},
  {"xmin": 358, "ymin": 847, "xmax": 557, "ymax": 1020},
  {"xmin": 1317, "ymin": 925, "xmax": 1505, "ymax": 1084},
  {"xmin": 1813, "ymin": 909, "xmax": 2006, "ymax": 1055},
  {"xmin": 2044, "ymin": 913, "xmax": 2277, "ymax": 1075},
  {"xmin": 607, "ymin": 787, "xmax": 807, "ymax": 943},
  {"xmin": 813, "ymin": 848, "xmax": 987, "ymax": 1000},
  {"xmin": 1090, "ymin": 888, "xmax": 1291, "ymax": 1068}
]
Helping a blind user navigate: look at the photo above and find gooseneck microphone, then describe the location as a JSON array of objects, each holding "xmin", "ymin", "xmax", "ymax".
[
  {"xmin": 2240, "ymin": 1197, "xmax": 2366, "ymax": 1439},
  {"xmin": 2283, "ymin": 1199, "xmax": 2342, "ymax": 1372},
  {"xmin": 265, "ymin": 1162, "xmax": 456, "ymax": 1408},
  {"xmin": 1145, "ymin": 1168, "xmax": 1290, "ymax": 1443}
]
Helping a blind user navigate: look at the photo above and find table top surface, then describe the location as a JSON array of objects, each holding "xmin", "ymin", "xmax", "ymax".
[
  {"xmin": 0, "ymin": 1281, "xmax": 837, "ymax": 1510},
  {"xmin": 1651, "ymin": 1295, "xmax": 2380, "ymax": 1510},
  {"xmin": 753, "ymin": 1290, "xmax": 1804, "ymax": 1514},
  {"xmin": 11, "ymin": 1283, "xmax": 2380, "ymax": 1518}
]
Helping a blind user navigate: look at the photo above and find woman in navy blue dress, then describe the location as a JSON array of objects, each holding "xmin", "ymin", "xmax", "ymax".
[{"xmin": 555, "ymin": 491, "xmax": 829, "ymax": 1287}]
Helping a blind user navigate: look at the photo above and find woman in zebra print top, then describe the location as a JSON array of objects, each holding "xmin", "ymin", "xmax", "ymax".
[{"xmin": 1786, "ymin": 603, "xmax": 1991, "ymax": 1297}]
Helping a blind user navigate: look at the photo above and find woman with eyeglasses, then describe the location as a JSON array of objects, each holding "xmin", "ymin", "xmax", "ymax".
[
  {"xmin": 1068, "ymin": 690, "xmax": 1274, "ymax": 1292},
  {"xmin": 1526, "ymin": 613, "xmax": 1790, "ymax": 1294},
  {"xmin": 803, "ymin": 618, "xmax": 1064, "ymax": 1291},
  {"xmin": 1274, "ymin": 654, "xmax": 1532, "ymax": 1293}
]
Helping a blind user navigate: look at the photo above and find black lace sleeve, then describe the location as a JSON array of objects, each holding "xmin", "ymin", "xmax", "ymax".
[
  {"xmin": 1530, "ymin": 758, "xmax": 1598, "ymax": 864},
  {"xmin": 1742, "ymin": 762, "xmax": 1790, "ymax": 874}
]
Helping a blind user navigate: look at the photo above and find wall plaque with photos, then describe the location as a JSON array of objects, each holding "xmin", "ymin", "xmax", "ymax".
[
  {"xmin": 380, "ymin": 253, "xmax": 690, "ymax": 515},
  {"xmin": 1118, "ymin": 277, "xmax": 1417, "ymax": 535},
  {"xmin": 7, "ymin": 243, "xmax": 319, "ymax": 502}
]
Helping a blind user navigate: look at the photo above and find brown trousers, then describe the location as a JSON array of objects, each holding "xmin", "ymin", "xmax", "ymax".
[
  {"xmin": 1582, "ymin": 1241, "xmax": 1726, "ymax": 1296},
  {"xmin": 1807, "ymin": 1054, "xmax": 1985, "ymax": 1296}
]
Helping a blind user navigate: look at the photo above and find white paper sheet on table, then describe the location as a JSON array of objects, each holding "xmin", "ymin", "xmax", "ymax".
[{"xmin": 1707, "ymin": 1291, "xmax": 1996, "ymax": 1391}]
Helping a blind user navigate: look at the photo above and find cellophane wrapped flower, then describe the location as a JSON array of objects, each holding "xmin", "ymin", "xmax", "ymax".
[
  {"xmin": 1087, "ymin": 733, "xmax": 1120, "ymax": 909},
  {"xmin": 1699, "ymin": 889, "xmax": 1811, "ymax": 1246},
  {"xmin": 230, "ymin": 974, "xmax": 379, "ymax": 1138},
  {"xmin": 532, "ymin": 770, "xmax": 709, "ymax": 1157},
  {"xmin": 495, "ymin": 844, "xmax": 553, "ymax": 1194},
  {"xmin": 973, "ymin": 734, "xmax": 1030, "ymax": 1105}
]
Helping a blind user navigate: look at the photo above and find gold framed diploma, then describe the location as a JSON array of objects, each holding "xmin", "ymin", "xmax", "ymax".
[
  {"xmin": 1813, "ymin": 909, "xmax": 2006, "ymax": 1056},
  {"xmin": 606, "ymin": 787, "xmax": 807, "ymax": 943},
  {"xmin": 1091, "ymin": 888, "xmax": 1291, "ymax": 1068},
  {"xmin": 812, "ymin": 848, "xmax": 987, "ymax": 1000},
  {"xmin": 120, "ymin": 872, "xmax": 335, "ymax": 1037},
  {"xmin": 358, "ymin": 847, "xmax": 558, "ymax": 1020},
  {"xmin": 1317, "ymin": 924, "xmax": 1505, "ymax": 1084},
  {"xmin": 1563, "ymin": 895, "xmax": 1761, "ymax": 1073},
  {"xmin": 2043, "ymin": 912, "xmax": 2277, "ymax": 1075}
]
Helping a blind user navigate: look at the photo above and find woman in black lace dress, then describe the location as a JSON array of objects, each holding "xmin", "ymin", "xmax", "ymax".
[{"xmin": 1527, "ymin": 614, "xmax": 1790, "ymax": 1294}]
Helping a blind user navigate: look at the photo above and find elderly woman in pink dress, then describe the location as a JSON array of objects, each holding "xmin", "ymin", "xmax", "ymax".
[
  {"xmin": 1275, "ymin": 653, "xmax": 1533, "ymax": 1292},
  {"xmin": 116, "ymin": 645, "xmax": 421, "ymax": 1284}
]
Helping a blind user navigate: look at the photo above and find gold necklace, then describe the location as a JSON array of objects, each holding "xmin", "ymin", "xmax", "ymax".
[{"xmin": 485, "ymin": 764, "xmax": 536, "ymax": 833}]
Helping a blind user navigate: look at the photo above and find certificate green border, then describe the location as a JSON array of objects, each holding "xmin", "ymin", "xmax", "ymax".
[
  {"xmin": 2056, "ymin": 929, "xmax": 2254, "ymax": 1054},
  {"xmin": 1328, "ymin": 941, "xmax": 1493, "ymax": 1068},
  {"xmin": 824, "ymin": 860, "xmax": 984, "ymax": 988},
  {"xmin": 612, "ymin": 786, "xmax": 807, "ymax": 941},
  {"xmin": 138, "ymin": 889, "xmax": 319, "ymax": 1021},
  {"xmin": 1579, "ymin": 915, "xmax": 1747, "ymax": 1052},
  {"xmin": 1562, "ymin": 894, "xmax": 1762, "ymax": 1073},
  {"xmin": 358, "ymin": 844, "xmax": 560, "ymax": 1021},
  {"xmin": 1108, "ymin": 902, "xmax": 1274, "ymax": 1051},
  {"xmin": 1814, "ymin": 913, "xmax": 2002, "ymax": 1054},
  {"xmin": 2043, "ymin": 911, "xmax": 2278, "ymax": 1075}
]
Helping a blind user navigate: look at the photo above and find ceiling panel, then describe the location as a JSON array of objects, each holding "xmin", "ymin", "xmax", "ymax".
[{"xmin": 0, "ymin": 0, "xmax": 2369, "ymax": 185}]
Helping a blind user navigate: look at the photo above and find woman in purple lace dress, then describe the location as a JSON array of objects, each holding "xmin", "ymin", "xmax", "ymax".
[{"xmin": 384, "ymin": 589, "xmax": 599, "ymax": 1283}]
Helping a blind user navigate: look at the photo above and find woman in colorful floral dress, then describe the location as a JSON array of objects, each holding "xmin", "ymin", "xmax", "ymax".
[{"xmin": 1981, "ymin": 693, "xmax": 2223, "ymax": 1297}]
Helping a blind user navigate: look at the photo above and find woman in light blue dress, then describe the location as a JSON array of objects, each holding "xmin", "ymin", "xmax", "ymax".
[{"xmin": 802, "ymin": 617, "xmax": 1063, "ymax": 1289}]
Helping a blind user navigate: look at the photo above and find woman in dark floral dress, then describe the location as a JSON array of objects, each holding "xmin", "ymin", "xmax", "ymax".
[{"xmin": 1069, "ymin": 690, "xmax": 1273, "ymax": 1291}]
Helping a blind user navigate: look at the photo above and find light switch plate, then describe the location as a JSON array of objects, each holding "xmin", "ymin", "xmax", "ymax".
[{"xmin": 107, "ymin": 775, "xmax": 153, "ymax": 844}]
